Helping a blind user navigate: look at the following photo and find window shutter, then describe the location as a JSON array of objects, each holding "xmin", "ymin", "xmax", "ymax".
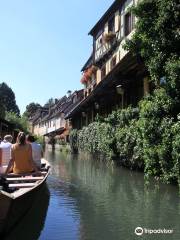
[
  {"xmin": 120, "ymin": 13, "xmax": 124, "ymax": 38},
  {"xmin": 115, "ymin": 11, "xmax": 120, "ymax": 32},
  {"xmin": 104, "ymin": 23, "xmax": 108, "ymax": 34}
]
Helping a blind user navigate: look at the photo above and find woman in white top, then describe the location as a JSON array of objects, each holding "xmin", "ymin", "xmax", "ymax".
[
  {"xmin": 26, "ymin": 135, "xmax": 43, "ymax": 169},
  {"xmin": 0, "ymin": 135, "xmax": 13, "ymax": 173}
]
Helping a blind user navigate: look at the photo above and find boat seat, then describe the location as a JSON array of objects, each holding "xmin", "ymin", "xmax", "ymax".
[
  {"xmin": 5, "ymin": 176, "xmax": 44, "ymax": 181},
  {"xmin": 6, "ymin": 172, "xmax": 46, "ymax": 178},
  {"xmin": 8, "ymin": 183, "xmax": 37, "ymax": 188}
]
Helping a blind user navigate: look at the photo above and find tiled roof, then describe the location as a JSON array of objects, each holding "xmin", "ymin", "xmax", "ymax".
[{"xmin": 31, "ymin": 90, "xmax": 83, "ymax": 124}]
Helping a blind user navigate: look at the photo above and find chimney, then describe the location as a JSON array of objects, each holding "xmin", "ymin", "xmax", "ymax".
[{"xmin": 67, "ymin": 90, "xmax": 72, "ymax": 97}]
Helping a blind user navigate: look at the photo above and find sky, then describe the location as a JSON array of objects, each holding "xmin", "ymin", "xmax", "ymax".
[{"xmin": 0, "ymin": 0, "xmax": 114, "ymax": 114}]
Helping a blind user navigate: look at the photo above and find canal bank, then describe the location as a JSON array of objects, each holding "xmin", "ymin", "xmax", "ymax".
[{"xmin": 5, "ymin": 149, "xmax": 180, "ymax": 240}]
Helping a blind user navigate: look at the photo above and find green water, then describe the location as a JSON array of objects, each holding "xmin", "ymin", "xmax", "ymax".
[{"xmin": 5, "ymin": 150, "xmax": 180, "ymax": 240}]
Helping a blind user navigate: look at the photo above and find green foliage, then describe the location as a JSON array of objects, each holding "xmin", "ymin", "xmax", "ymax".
[
  {"xmin": 171, "ymin": 118, "xmax": 180, "ymax": 186},
  {"xmin": 70, "ymin": 95, "xmax": 180, "ymax": 186},
  {"xmin": 139, "ymin": 88, "xmax": 173, "ymax": 118},
  {"xmin": 35, "ymin": 135, "xmax": 45, "ymax": 147},
  {"xmin": 56, "ymin": 138, "xmax": 67, "ymax": 146},
  {"xmin": 0, "ymin": 104, "xmax": 5, "ymax": 119},
  {"xmin": 165, "ymin": 56, "xmax": 180, "ymax": 113},
  {"xmin": 125, "ymin": 0, "xmax": 179, "ymax": 84},
  {"xmin": 70, "ymin": 107, "xmax": 139, "ymax": 160},
  {"xmin": 116, "ymin": 119, "xmax": 143, "ymax": 169},
  {"xmin": 5, "ymin": 111, "xmax": 29, "ymax": 133},
  {"xmin": 44, "ymin": 98, "xmax": 55, "ymax": 108},
  {"xmin": 106, "ymin": 107, "xmax": 139, "ymax": 127},
  {"xmin": 23, "ymin": 102, "xmax": 42, "ymax": 118},
  {"xmin": 69, "ymin": 129, "xmax": 78, "ymax": 153},
  {"xmin": 123, "ymin": 0, "xmax": 180, "ymax": 185},
  {"xmin": 96, "ymin": 122, "xmax": 115, "ymax": 158},
  {"xmin": 70, "ymin": 121, "xmax": 115, "ymax": 158},
  {"xmin": 137, "ymin": 89, "xmax": 176, "ymax": 182},
  {"xmin": 77, "ymin": 122, "xmax": 115, "ymax": 159},
  {"xmin": 125, "ymin": 0, "xmax": 180, "ymax": 110},
  {"xmin": 107, "ymin": 107, "xmax": 142, "ymax": 166},
  {"xmin": 0, "ymin": 82, "xmax": 20, "ymax": 115}
]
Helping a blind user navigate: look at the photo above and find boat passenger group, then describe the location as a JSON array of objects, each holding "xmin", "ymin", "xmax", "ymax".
[{"xmin": 0, "ymin": 132, "xmax": 43, "ymax": 175}]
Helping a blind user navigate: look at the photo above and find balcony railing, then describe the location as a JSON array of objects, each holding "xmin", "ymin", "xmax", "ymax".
[{"xmin": 95, "ymin": 30, "xmax": 121, "ymax": 64}]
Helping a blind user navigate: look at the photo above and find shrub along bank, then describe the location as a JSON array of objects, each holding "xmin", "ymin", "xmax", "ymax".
[{"xmin": 70, "ymin": 88, "xmax": 180, "ymax": 187}]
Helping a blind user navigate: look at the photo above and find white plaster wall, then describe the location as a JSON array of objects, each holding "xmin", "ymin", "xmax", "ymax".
[{"xmin": 96, "ymin": 69, "xmax": 101, "ymax": 84}]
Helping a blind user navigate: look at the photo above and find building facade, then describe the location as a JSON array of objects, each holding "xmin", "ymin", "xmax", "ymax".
[
  {"xmin": 30, "ymin": 90, "xmax": 83, "ymax": 142},
  {"xmin": 65, "ymin": 0, "xmax": 150, "ymax": 129}
]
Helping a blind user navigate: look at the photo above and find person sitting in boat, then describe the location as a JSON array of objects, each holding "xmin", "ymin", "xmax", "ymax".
[
  {"xmin": 0, "ymin": 135, "xmax": 13, "ymax": 174},
  {"xmin": 26, "ymin": 134, "xmax": 43, "ymax": 169},
  {"xmin": 5, "ymin": 132, "xmax": 38, "ymax": 174}
]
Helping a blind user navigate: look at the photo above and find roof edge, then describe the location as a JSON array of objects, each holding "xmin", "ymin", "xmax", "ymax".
[{"xmin": 88, "ymin": 0, "xmax": 121, "ymax": 36}]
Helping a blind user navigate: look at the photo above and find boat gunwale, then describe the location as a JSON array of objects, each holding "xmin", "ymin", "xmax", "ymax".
[{"xmin": 0, "ymin": 160, "xmax": 50, "ymax": 200}]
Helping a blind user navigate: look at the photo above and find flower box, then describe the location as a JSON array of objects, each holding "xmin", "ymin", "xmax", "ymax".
[{"xmin": 103, "ymin": 32, "xmax": 116, "ymax": 43}]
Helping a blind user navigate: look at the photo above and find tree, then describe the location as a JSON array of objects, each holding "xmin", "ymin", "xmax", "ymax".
[
  {"xmin": 0, "ymin": 104, "xmax": 5, "ymax": 119},
  {"xmin": 23, "ymin": 102, "xmax": 42, "ymax": 118},
  {"xmin": 124, "ymin": 0, "xmax": 180, "ymax": 184},
  {"xmin": 44, "ymin": 98, "xmax": 55, "ymax": 108},
  {"xmin": 125, "ymin": 0, "xmax": 180, "ymax": 106},
  {"xmin": 5, "ymin": 111, "xmax": 29, "ymax": 133},
  {"xmin": 0, "ymin": 82, "xmax": 20, "ymax": 116}
]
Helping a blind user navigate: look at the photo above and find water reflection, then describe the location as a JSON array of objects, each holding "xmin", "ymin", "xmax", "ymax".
[
  {"xmin": 4, "ymin": 184, "xmax": 50, "ymax": 240},
  {"xmin": 44, "ymin": 150, "xmax": 180, "ymax": 240}
]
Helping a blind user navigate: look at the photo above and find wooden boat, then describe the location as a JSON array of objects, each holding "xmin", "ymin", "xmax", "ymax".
[
  {"xmin": 2, "ymin": 184, "xmax": 50, "ymax": 240},
  {"xmin": 0, "ymin": 159, "xmax": 50, "ymax": 237}
]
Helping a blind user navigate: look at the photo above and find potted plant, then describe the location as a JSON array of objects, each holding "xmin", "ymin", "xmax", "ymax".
[
  {"xmin": 80, "ymin": 75, "xmax": 88, "ymax": 84},
  {"xmin": 80, "ymin": 66, "xmax": 98, "ymax": 85},
  {"xmin": 103, "ymin": 31, "xmax": 116, "ymax": 43},
  {"xmin": 91, "ymin": 65, "xmax": 98, "ymax": 73}
]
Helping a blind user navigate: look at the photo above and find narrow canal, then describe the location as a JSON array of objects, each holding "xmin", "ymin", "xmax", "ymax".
[{"xmin": 5, "ymin": 149, "xmax": 180, "ymax": 240}]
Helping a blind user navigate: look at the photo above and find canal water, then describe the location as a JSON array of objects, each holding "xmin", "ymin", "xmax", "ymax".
[{"xmin": 4, "ymin": 149, "xmax": 180, "ymax": 240}]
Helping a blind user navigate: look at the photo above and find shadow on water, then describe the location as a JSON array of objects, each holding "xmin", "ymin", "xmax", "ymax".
[{"xmin": 3, "ymin": 184, "xmax": 50, "ymax": 240}]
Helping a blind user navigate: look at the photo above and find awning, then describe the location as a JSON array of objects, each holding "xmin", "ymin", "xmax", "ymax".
[{"xmin": 44, "ymin": 127, "xmax": 65, "ymax": 137}]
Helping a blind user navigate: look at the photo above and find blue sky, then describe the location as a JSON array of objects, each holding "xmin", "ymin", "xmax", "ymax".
[{"xmin": 0, "ymin": 0, "xmax": 113, "ymax": 114}]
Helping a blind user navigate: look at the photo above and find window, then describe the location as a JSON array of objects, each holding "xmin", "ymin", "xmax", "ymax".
[
  {"xmin": 125, "ymin": 12, "xmax": 133, "ymax": 36},
  {"xmin": 108, "ymin": 16, "xmax": 115, "ymax": 32},
  {"xmin": 73, "ymin": 95, "xmax": 77, "ymax": 104},
  {"xmin": 96, "ymin": 29, "xmax": 103, "ymax": 40},
  {"xmin": 110, "ymin": 56, "xmax": 117, "ymax": 70},
  {"xmin": 101, "ymin": 65, "xmax": 106, "ymax": 80},
  {"xmin": 96, "ymin": 35, "xmax": 103, "ymax": 50},
  {"xmin": 84, "ymin": 90, "xmax": 88, "ymax": 98}
]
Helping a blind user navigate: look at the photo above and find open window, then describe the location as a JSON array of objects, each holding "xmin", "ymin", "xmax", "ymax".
[
  {"xmin": 124, "ymin": 12, "xmax": 134, "ymax": 36},
  {"xmin": 108, "ymin": 16, "xmax": 115, "ymax": 33},
  {"xmin": 101, "ymin": 65, "xmax": 106, "ymax": 80},
  {"xmin": 110, "ymin": 55, "xmax": 117, "ymax": 70}
]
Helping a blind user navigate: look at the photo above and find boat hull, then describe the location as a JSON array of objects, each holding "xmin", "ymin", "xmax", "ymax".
[
  {"xmin": 0, "ymin": 159, "xmax": 50, "ymax": 237},
  {"xmin": 0, "ymin": 193, "xmax": 11, "ymax": 234},
  {"xmin": 0, "ymin": 182, "xmax": 48, "ymax": 238}
]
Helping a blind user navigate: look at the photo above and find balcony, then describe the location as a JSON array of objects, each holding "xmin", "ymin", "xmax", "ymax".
[
  {"xmin": 95, "ymin": 30, "xmax": 121, "ymax": 64},
  {"xmin": 81, "ymin": 65, "xmax": 98, "ymax": 90}
]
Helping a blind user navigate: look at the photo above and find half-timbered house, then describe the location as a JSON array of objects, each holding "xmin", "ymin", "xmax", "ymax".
[{"xmin": 65, "ymin": 0, "xmax": 151, "ymax": 129}]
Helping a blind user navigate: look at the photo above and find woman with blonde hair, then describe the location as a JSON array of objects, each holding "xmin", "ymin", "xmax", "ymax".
[{"xmin": 6, "ymin": 132, "xmax": 38, "ymax": 174}]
